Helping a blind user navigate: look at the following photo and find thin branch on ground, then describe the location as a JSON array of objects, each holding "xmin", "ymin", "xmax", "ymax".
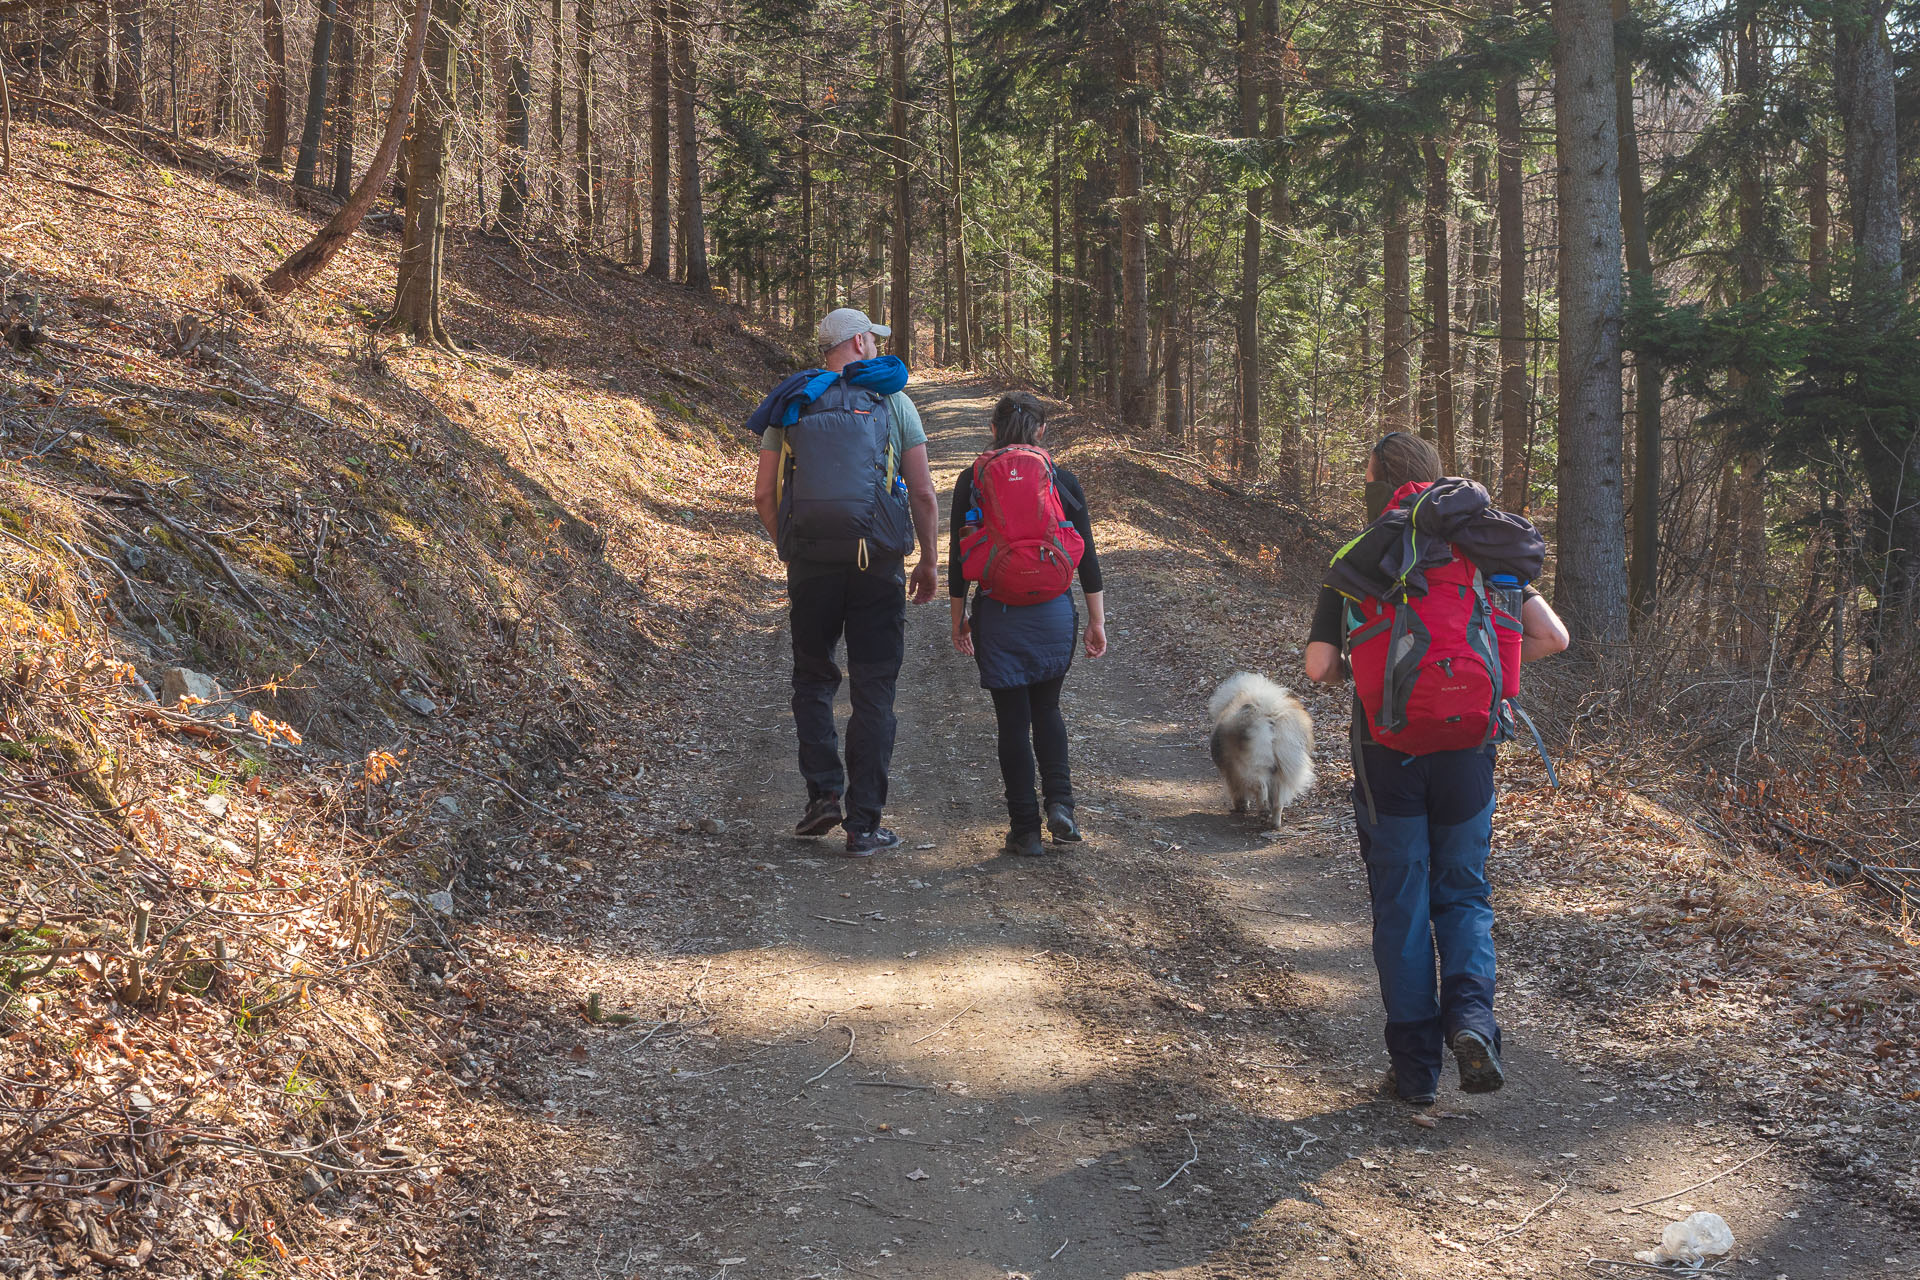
[
  {"xmin": 1156, "ymin": 1129, "xmax": 1200, "ymax": 1190},
  {"xmin": 803, "ymin": 1024, "xmax": 855, "ymax": 1086}
]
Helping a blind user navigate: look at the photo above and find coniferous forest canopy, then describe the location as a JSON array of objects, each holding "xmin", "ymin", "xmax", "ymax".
[{"xmin": 4, "ymin": 0, "xmax": 1917, "ymax": 677}]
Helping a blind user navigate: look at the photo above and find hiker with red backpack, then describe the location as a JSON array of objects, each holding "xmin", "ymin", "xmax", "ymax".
[
  {"xmin": 1304, "ymin": 432, "xmax": 1568, "ymax": 1106},
  {"xmin": 949, "ymin": 393, "xmax": 1106, "ymax": 858}
]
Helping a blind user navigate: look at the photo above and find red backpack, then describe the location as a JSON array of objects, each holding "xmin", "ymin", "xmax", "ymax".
[
  {"xmin": 959, "ymin": 445, "xmax": 1086, "ymax": 605},
  {"xmin": 1341, "ymin": 482, "xmax": 1524, "ymax": 755}
]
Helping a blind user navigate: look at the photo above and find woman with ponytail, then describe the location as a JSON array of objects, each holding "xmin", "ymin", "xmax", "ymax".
[{"xmin": 950, "ymin": 393, "xmax": 1107, "ymax": 857}]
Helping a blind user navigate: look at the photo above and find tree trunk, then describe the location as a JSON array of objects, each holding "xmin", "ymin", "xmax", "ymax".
[
  {"xmin": 574, "ymin": 0, "xmax": 595, "ymax": 236},
  {"xmin": 264, "ymin": 0, "xmax": 432, "ymax": 294},
  {"xmin": 1051, "ymin": 129, "xmax": 1064, "ymax": 390},
  {"xmin": 1158, "ymin": 196, "xmax": 1181, "ymax": 436},
  {"xmin": 1113, "ymin": 20, "xmax": 1151, "ymax": 429},
  {"xmin": 292, "ymin": 0, "xmax": 336, "ymax": 188},
  {"xmin": 1068, "ymin": 187, "xmax": 1084, "ymax": 397},
  {"xmin": 1616, "ymin": 0, "xmax": 1662, "ymax": 626},
  {"xmin": 1266, "ymin": 56, "xmax": 1293, "ymax": 483},
  {"xmin": 91, "ymin": 3, "xmax": 110, "ymax": 106},
  {"xmin": 1096, "ymin": 206, "xmax": 1116, "ymax": 407},
  {"xmin": 798, "ymin": 57, "xmax": 814, "ymax": 325},
  {"xmin": 499, "ymin": 3, "xmax": 531, "ymax": 225},
  {"xmin": 1731, "ymin": 4, "xmax": 1768, "ymax": 661},
  {"xmin": 645, "ymin": 0, "xmax": 671, "ymax": 276},
  {"xmin": 1494, "ymin": 0, "xmax": 1528, "ymax": 511},
  {"xmin": 110, "ymin": 0, "xmax": 141, "ymax": 116},
  {"xmin": 1381, "ymin": 13, "xmax": 1413, "ymax": 433},
  {"xmin": 548, "ymin": 0, "xmax": 565, "ymax": 229},
  {"xmin": 389, "ymin": 0, "xmax": 461, "ymax": 346},
  {"xmin": 1420, "ymin": 130, "xmax": 1454, "ymax": 463},
  {"xmin": 1418, "ymin": 25, "xmax": 1454, "ymax": 465},
  {"xmin": 1467, "ymin": 144, "xmax": 1495, "ymax": 485},
  {"xmin": 887, "ymin": 0, "xmax": 910, "ymax": 356},
  {"xmin": 259, "ymin": 0, "xmax": 287, "ymax": 168},
  {"xmin": 328, "ymin": 0, "xmax": 362, "ymax": 197},
  {"xmin": 942, "ymin": 0, "xmax": 969, "ymax": 366},
  {"xmin": 1834, "ymin": 0, "xmax": 1915, "ymax": 659},
  {"xmin": 1235, "ymin": 0, "xmax": 1264, "ymax": 476},
  {"xmin": 1807, "ymin": 129, "xmax": 1830, "ymax": 297},
  {"xmin": 1550, "ymin": 0, "xmax": 1630, "ymax": 644},
  {"xmin": 212, "ymin": 6, "xmax": 235, "ymax": 135},
  {"xmin": 670, "ymin": 0, "xmax": 707, "ymax": 290}
]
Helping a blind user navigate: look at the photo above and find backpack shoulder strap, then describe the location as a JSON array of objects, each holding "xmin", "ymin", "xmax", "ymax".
[{"xmin": 875, "ymin": 391, "xmax": 898, "ymax": 488}]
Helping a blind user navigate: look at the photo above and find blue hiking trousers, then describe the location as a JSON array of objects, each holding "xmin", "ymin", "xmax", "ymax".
[{"xmin": 1351, "ymin": 742, "xmax": 1499, "ymax": 1097}]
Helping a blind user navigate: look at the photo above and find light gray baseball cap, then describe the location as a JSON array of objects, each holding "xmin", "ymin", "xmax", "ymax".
[{"xmin": 815, "ymin": 307, "xmax": 891, "ymax": 351}]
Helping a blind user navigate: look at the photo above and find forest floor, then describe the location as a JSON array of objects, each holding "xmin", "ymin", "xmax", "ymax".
[
  {"xmin": 455, "ymin": 379, "xmax": 1919, "ymax": 1280},
  {"xmin": 4, "ymin": 103, "xmax": 1918, "ymax": 1280}
]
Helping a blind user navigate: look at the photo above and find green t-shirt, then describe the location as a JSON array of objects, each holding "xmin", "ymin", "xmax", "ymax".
[{"xmin": 760, "ymin": 391, "xmax": 926, "ymax": 460}]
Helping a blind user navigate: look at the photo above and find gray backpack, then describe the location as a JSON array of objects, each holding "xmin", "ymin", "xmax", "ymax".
[{"xmin": 775, "ymin": 381, "xmax": 914, "ymax": 565}]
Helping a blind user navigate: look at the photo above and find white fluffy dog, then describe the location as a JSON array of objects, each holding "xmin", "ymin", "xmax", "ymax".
[{"xmin": 1207, "ymin": 672, "xmax": 1316, "ymax": 831}]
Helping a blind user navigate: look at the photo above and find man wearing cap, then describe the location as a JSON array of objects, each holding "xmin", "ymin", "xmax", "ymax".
[{"xmin": 749, "ymin": 308, "xmax": 940, "ymax": 856}]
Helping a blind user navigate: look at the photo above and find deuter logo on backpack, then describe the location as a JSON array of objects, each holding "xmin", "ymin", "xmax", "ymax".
[{"xmin": 960, "ymin": 445, "xmax": 1085, "ymax": 605}]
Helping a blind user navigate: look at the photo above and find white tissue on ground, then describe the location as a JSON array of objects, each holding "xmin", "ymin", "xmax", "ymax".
[{"xmin": 1633, "ymin": 1211, "xmax": 1736, "ymax": 1266}]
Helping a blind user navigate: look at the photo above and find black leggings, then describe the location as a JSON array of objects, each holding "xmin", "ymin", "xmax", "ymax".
[{"xmin": 989, "ymin": 676, "xmax": 1072, "ymax": 833}]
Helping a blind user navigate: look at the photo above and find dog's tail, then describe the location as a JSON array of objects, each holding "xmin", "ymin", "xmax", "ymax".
[{"xmin": 1208, "ymin": 671, "xmax": 1266, "ymax": 722}]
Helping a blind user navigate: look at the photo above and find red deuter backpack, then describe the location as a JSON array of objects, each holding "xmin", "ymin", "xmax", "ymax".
[
  {"xmin": 959, "ymin": 445, "xmax": 1086, "ymax": 606},
  {"xmin": 1341, "ymin": 482, "xmax": 1524, "ymax": 755}
]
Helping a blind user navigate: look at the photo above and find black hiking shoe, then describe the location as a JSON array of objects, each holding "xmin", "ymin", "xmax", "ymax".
[
  {"xmin": 1382, "ymin": 1069, "xmax": 1437, "ymax": 1108},
  {"xmin": 1046, "ymin": 804, "xmax": 1083, "ymax": 844},
  {"xmin": 1004, "ymin": 828, "xmax": 1048, "ymax": 858},
  {"xmin": 796, "ymin": 793, "xmax": 844, "ymax": 838},
  {"xmin": 1451, "ymin": 1028, "xmax": 1506, "ymax": 1095},
  {"xmin": 843, "ymin": 826, "xmax": 902, "ymax": 858}
]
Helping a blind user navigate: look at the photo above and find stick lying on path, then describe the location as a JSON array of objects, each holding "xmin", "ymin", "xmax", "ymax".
[
  {"xmin": 804, "ymin": 1024, "xmax": 855, "ymax": 1085},
  {"xmin": 908, "ymin": 1002, "xmax": 976, "ymax": 1046},
  {"xmin": 1156, "ymin": 1129, "xmax": 1200, "ymax": 1190},
  {"xmin": 1616, "ymin": 1143, "xmax": 1775, "ymax": 1211}
]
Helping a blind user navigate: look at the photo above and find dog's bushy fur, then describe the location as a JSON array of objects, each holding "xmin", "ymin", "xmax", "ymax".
[{"xmin": 1207, "ymin": 672, "xmax": 1316, "ymax": 830}]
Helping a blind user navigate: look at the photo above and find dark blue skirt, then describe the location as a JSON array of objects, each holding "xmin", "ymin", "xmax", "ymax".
[{"xmin": 971, "ymin": 592, "xmax": 1077, "ymax": 690}]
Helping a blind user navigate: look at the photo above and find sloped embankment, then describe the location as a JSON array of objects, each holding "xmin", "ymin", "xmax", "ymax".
[{"xmin": 1, "ymin": 106, "xmax": 790, "ymax": 1277}]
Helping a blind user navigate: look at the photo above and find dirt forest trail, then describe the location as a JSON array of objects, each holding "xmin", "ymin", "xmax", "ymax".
[{"xmin": 480, "ymin": 378, "xmax": 1912, "ymax": 1280}]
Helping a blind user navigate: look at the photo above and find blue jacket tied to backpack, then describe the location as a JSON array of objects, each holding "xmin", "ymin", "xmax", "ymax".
[{"xmin": 745, "ymin": 357, "xmax": 911, "ymax": 437}]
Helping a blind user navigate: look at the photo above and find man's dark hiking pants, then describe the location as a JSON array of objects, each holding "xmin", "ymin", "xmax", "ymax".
[
  {"xmin": 788, "ymin": 560, "xmax": 907, "ymax": 834},
  {"xmin": 1352, "ymin": 742, "xmax": 1500, "ymax": 1098}
]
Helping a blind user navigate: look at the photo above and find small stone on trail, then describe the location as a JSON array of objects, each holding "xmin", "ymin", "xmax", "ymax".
[
  {"xmin": 677, "ymin": 819, "xmax": 694, "ymax": 832},
  {"xmin": 400, "ymin": 690, "xmax": 438, "ymax": 716},
  {"xmin": 914, "ymin": 842, "xmax": 936, "ymax": 850},
  {"xmin": 697, "ymin": 817, "xmax": 724, "ymax": 834},
  {"xmin": 198, "ymin": 794, "xmax": 229, "ymax": 819},
  {"xmin": 906, "ymin": 1168, "xmax": 929, "ymax": 1181},
  {"xmin": 425, "ymin": 890, "xmax": 455, "ymax": 915},
  {"xmin": 435, "ymin": 795, "xmax": 460, "ymax": 816},
  {"xmin": 1411, "ymin": 1113, "xmax": 1437, "ymax": 1129}
]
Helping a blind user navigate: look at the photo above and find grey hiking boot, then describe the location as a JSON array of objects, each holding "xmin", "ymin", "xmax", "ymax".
[
  {"xmin": 1450, "ymin": 1028, "xmax": 1506, "ymax": 1095},
  {"xmin": 843, "ymin": 826, "xmax": 902, "ymax": 858},
  {"xmin": 1046, "ymin": 803, "xmax": 1083, "ymax": 843}
]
